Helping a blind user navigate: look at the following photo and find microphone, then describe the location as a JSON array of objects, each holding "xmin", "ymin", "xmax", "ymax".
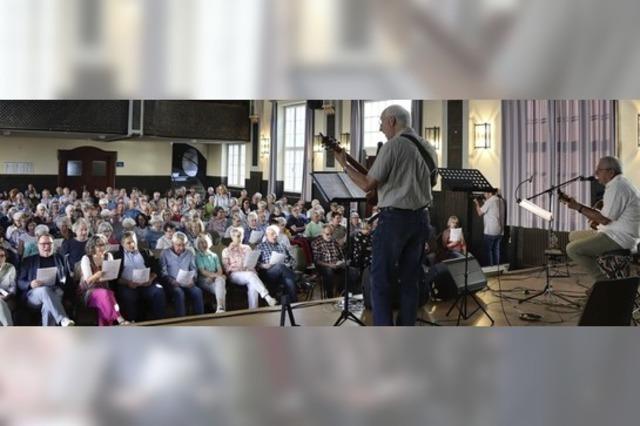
[
  {"xmin": 528, "ymin": 174, "xmax": 535, "ymax": 183},
  {"xmin": 580, "ymin": 176, "xmax": 596, "ymax": 182}
]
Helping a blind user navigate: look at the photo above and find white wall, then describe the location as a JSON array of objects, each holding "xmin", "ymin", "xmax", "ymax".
[{"xmin": 617, "ymin": 100, "xmax": 640, "ymax": 187}]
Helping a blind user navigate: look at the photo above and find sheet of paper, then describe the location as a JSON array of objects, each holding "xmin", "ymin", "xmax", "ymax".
[
  {"xmin": 0, "ymin": 288, "xmax": 8, "ymax": 297},
  {"xmin": 449, "ymin": 228, "xmax": 462, "ymax": 242},
  {"xmin": 36, "ymin": 267, "xmax": 58, "ymax": 287},
  {"xmin": 269, "ymin": 251, "xmax": 286, "ymax": 266},
  {"xmin": 249, "ymin": 230, "xmax": 264, "ymax": 245},
  {"xmin": 132, "ymin": 267, "xmax": 151, "ymax": 284},
  {"xmin": 243, "ymin": 250, "xmax": 261, "ymax": 269},
  {"xmin": 101, "ymin": 259, "xmax": 122, "ymax": 281},
  {"xmin": 176, "ymin": 269, "xmax": 196, "ymax": 286}
]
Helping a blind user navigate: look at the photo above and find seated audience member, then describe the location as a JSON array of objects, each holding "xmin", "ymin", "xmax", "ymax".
[
  {"xmin": 203, "ymin": 196, "xmax": 216, "ymax": 220},
  {"xmin": 185, "ymin": 218, "xmax": 205, "ymax": 246},
  {"xmin": 17, "ymin": 218, "xmax": 37, "ymax": 258},
  {"xmin": 144, "ymin": 215, "xmax": 164, "ymax": 250},
  {"xmin": 256, "ymin": 225, "xmax": 298, "ymax": 303},
  {"xmin": 330, "ymin": 213, "xmax": 347, "ymax": 246},
  {"xmin": 160, "ymin": 231, "xmax": 204, "ymax": 317},
  {"xmin": 53, "ymin": 216, "xmax": 72, "ymax": 241},
  {"xmin": 156, "ymin": 223, "xmax": 177, "ymax": 250},
  {"xmin": 195, "ymin": 234, "xmax": 226, "ymax": 313},
  {"xmin": 243, "ymin": 212, "xmax": 265, "ymax": 245},
  {"xmin": 312, "ymin": 224, "xmax": 346, "ymax": 298},
  {"xmin": 115, "ymin": 231, "xmax": 166, "ymax": 322},
  {"xmin": 79, "ymin": 235, "xmax": 128, "ymax": 326},
  {"xmin": 214, "ymin": 185, "xmax": 231, "ymax": 212},
  {"xmin": 442, "ymin": 215, "xmax": 466, "ymax": 259},
  {"xmin": 349, "ymin": 211, "xmax": 362, "ymax": 236},
  {"xmin": 97, "ymin": 222, "xmax": 119, "ymax": 247},
  {"xmin": 6, "ymin": 212, "xmax": 27, "ymax": 248},
  {"xmin": 241, "ymin": 199, "xmax": 252, "ymax": 216},
  {"xmin": 18, "ymin": 233, "xmax": 75, "ymax": 326},
  {"xmin": 303, "ymin": 210, "xmax": 324, "ymax": 239},
  {"xmin": 269, "ymin": 206, "xmax": 286, "ymax": 224},
  {"xmin": 221, "ymin": 227, "xmax": 276, "ymax": 309},
  {"xmin": 274, "ymin": 218, "xmax": 293, "ymax": 251},
  {"xmin": 207, "ymin": 207, "xmax": 228, "ymax": 235},
  {"xmin": 250, "ymin": 192, "xmax": 262, "ymax": 211},
  {"xmin": 325, "ymin": 202, "xmax": 340, "ymax": 223},
  {"xmin": 61, "ymin": 217, "xmax": 90, "ymax": 269},
  {"xmin": 135, "ymin": 214, "xmax": 149, "ymax": 244},
  {"xmin": 310, "ymin": 199, "xmax": 325, "ymax": 217},
  {"xmin": 0, "ymin": 247, "xmax": 16, "ymax": 326},
  {"xmin": 286, "ymin": 206, "xmax": 307, "ymax": 236},
  {"xmin": 0, "ymin": 229, "xmax": 18, "ymax": 267},
  {"xmin": 22, "ymin": 224, "xmax": 50, "ymax": 259},
  {"xmin": 33, "ymin": 203, "xmax": 51, "ymax": 226},
  {"xmin": 224, "ymin": 215, "xmax": 243, "ymax": 238},
  {"xmin": 350, "ymin": 221, "xmax": 373, "ymax": 269}
]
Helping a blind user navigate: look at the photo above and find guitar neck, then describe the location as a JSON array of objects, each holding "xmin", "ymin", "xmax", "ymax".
[{"xmin": 344, "ymin": 152, "xmax": 369, "ymax": 175}]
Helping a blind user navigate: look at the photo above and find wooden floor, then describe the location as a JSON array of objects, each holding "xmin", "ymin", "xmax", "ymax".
[{"xmin": 140, "ymin": 264, "xmax": 599, "ymax": 326}]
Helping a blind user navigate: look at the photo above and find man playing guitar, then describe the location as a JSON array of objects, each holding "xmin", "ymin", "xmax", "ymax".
[{"xmin": 561, "ymin": 156, "xmax": 640, "ymax": 286}]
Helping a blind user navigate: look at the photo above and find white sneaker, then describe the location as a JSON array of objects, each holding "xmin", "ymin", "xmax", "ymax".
[
  {"xmin": 117, "ymin": 316, "xmax": 131, "ymax": 325},
  {"xmin": 216, "ymin": 307, "xmax": 226, "ymax": 314},
  {"xmin": 265, "ymin": 295, "xmax": 277, "ymax": 307},
  {"xmin": 60, "ymin": 318, "xmax": 75, "ymax": 327}
]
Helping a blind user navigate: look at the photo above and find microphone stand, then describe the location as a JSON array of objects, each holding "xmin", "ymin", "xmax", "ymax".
[{"xmin": 518, "ymin": 176, "xmax": 584, "ymax": 307}]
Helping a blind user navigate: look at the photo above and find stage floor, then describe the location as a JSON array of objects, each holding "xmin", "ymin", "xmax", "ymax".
[{"xmin": 139, "ymin": 264, "xmax": 597, "ymax": 326}]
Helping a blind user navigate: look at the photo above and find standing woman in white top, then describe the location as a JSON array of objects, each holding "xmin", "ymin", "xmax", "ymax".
[{"xmin": 0, "ymin": 247, "xmax": 16, "ymax": 326}]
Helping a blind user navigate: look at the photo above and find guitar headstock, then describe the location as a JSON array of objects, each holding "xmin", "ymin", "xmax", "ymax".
[{"xmin": 319, "ymin": 132, "xmax": 343, "ymax": 153}]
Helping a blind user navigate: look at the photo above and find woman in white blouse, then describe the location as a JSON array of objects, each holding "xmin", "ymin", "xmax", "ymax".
[{"xmin": 0, "ymin": 247, "xmax": 16, "ymax": 326}]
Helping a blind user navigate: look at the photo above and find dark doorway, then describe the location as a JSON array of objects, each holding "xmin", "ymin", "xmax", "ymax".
[{"xmin": 58, "ymin": 146, "xmax": 117, "ymax": 192}]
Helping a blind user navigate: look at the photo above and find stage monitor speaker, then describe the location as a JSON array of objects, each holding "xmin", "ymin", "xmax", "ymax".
[
  {"xmin": 441, "ymin": 256, "xmax": 487, "ymax": 294},
  {"xmin": 578, "ymin": 277, "xmax": 639, "ymax": 326}
]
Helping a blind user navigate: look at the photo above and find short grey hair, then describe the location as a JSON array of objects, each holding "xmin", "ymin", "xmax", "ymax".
[
  {"xmin": 172, "ymin": 231, "xmax": 189, "ymax": 245},
  {"xmin": 97, "ymin": 222, "xmax": 114, "ymax": 235},
  {"xmin": 265, "ymin": 225, "xmax": 280, "ymax": 236},
  {"xmin": 382, "ymin": 104, "xmax": 411, "ymax": 128},
  {"xmin": 195, "ymin": 233, "xmax": 212, "ymax": 252},
  {"xmin": 600, "ymin": 156, "xmax": 622, "ymax": 175}
]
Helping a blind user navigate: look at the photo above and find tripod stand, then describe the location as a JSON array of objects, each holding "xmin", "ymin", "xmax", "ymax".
[
  {"xmin": 279, "ymin": 286, "xmax": 299, "ymax": 327},
  {"xmin": 439, "ymin": 168, "xmax": 495, "ymax": 326},
  {"xmin": 312, "ymin": 172, "xmax": 367, "ymax": 326},
  {"xmin": 517, "ymin": 177, "xmax": 583, "ymax": 308}
]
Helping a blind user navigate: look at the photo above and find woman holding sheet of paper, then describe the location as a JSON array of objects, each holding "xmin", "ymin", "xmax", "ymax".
[
  {"xmin": 160, "ymin": 231, "xmax": 204, "ymax": 317},
  {"xmin": 115, "ymin": 231, "xmax": 166, "ymax": 322},
  {"xmin": 441, "ymin": 216, "xmax": 467, "ymax": 259},
  {"xmin": 79, "ymin": 234, "xmax": 128, "ymax": 326},
  {"xmin": 195, "ymin": 233, "xmax": 227, "ymax": 313},
  {"xmin": 221, "ymin": 227, "xmax": 277, "ymax": 309}
]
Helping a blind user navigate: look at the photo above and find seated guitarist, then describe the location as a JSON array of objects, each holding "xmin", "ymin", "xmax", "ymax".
[{"xmin": 563, "ymin": 156, "xmax": 640, "ymax": 285}]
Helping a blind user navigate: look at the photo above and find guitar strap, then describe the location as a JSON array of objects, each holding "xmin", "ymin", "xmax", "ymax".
[{"xmin": 401, "ymin": 133, "xmax": 438, "ymax": 188}]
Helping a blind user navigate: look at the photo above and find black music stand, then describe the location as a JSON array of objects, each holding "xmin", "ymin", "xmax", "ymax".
[
  {"xmin": 312, "ymin": 172, "xmax": 367, "ymax": 326},
  {"xmin": 439, "ymin": 168, "xmax": 495, "ymax": 325}
]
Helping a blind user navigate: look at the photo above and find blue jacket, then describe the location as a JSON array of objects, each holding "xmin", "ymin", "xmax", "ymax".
[{"xmin": 18, "ymin": 254, "xmax": 71, "ymax": 297}]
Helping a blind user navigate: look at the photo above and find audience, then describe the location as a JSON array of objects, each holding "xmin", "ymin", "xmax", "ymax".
[{"xmin": 0, "ymin": 246, "xmax": 16, "ymax": 326}]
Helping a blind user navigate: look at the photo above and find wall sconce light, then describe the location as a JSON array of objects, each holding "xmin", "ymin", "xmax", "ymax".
[
  {"xmin": 313, "ymin": 135, "xmax": 324, "ymax": 154},
  {"xmin": 474, "ymin": 123, "xmax": 491, "ymax": 149},
  {"xmin": 637, "ymin": 114, "xmax": 640, "ymax": 147},
  {"xmin": 424, "ymin": 126, "xmax": 440, "ymax": 150},
  {"xmin": 322, "ymin": 100, "xmax": 335, "ymax": 116},
  {"xmin": 340, "ymin": 132, "xmax": 351, "ymax": 152},
  {"xmin": 260, "ymin": 137, "xmax": 270, "ymax": 156}
]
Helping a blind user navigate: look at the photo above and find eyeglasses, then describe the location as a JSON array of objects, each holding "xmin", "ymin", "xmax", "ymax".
[
  {"xmin": 38, "ymin": 242, "xmax": 53, "ymax": 246},
  {"xmin": 596, "ymin": 167, "xmax": 612, "ymax": 172}
]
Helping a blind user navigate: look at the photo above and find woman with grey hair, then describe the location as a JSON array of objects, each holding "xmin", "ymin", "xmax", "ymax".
[
  {"xmin": 195, "ymin": 233, "xmax": 226, "ymax": 313},
  {"xmin": 79, "ymin": 234, "xmax": 128, "ymax": 326},
  {"xmin": 160, "ymin": 231, "xmax": 204, "ymax": 317},
  {"xmin": 61, "ymin": 217, "xmax": 90, "ymax": 268},
  {"xmin": 221, "ymin": 227, "xmax": 277, "ymax": 309}
]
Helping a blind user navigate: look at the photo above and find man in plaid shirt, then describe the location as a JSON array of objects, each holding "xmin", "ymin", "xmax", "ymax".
[
  {"xmin": 257, "ymin": 225, "xmax": 297, "ymax": 303},
  {"xmin": 311, "ymin": 224, "xmax": 345, "ymax": 298}
]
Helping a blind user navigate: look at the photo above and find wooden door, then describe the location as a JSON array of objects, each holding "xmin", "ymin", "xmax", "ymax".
[{"xmin": 58, "ymin": 147, "xmax": 117, "ymax": 192}]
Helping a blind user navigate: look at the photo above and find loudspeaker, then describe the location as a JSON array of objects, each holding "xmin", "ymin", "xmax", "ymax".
[
  {"xmin": 578, "ymin": 277, "xmax": 639, "ymax": 326},
  {"xmin": 440, "ymin": 256, "xmax": 487, "ymax": 294}
]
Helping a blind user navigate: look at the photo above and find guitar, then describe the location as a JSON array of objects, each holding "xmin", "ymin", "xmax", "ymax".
[
  {"xmin": 319, "ymin": 133, "xmax": 378, "ymax": 206},
  {"xmin": 557, "ymin": 189, "xmax": 602, "ymax": 230}
]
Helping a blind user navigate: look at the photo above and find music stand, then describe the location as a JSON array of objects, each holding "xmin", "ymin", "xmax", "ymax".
[
  {"xmin": 439, "ymin": 168, "xmax": 495, "ymax": 325},
  {"xmin": 312, "ymin": 171, "xmax": 367, "ymax": 326}
]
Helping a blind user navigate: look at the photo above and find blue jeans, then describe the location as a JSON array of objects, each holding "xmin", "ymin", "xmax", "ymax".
[
  {"xmin": 484, "ymin": 234, "xmax": 502, "ymax": 266},
  {"xmin": 370, "ymin": 209, "xmax": 430, "ymax": 326},
  {"xmin": 117, "ymin": 283, "xmax": 167, "ymax": 321},
  {"xmin": 259, "ymin": 263, "xmax": 298, "ymax": 303},
  {"xmin": 166, "ymin": 285, "xmax": 204, "ymax": 317}
]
